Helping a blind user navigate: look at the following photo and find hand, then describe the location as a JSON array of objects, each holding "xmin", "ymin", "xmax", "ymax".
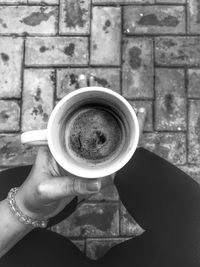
[{"xmin": 15, "ymin": 147, "xmax": 113, "ymax": 221}]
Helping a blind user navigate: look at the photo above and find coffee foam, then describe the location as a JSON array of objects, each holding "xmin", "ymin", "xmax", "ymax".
[{"xmin": 61, "ymin": 104, "xmax": 126, "ymax": 166}]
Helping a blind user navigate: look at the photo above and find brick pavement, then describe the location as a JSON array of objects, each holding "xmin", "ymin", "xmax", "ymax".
[{"xmin": 0, "ymin": 0, "xmax": 200, "ymax": 260}]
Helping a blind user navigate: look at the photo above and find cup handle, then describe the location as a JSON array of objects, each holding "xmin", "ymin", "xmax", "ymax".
[{"xmin": 21, "ymin": 129, "xmax": 48, "ymax": 146}]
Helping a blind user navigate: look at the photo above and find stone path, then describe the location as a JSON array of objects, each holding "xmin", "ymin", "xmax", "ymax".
[{"xmin": 0, "ymin": 0, "xmax": 200, "ymax": 259}]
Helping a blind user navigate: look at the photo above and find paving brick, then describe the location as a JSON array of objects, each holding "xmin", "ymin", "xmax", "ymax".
[
  {"xmin": 0, "ymin": 6, "xmax": 58, "ymax": 35},
  {"xmin": 0, "ymin": 0, "xmax": 26, "ymax": 3},
  {"xmin": 56, "ymin": 68, "xmax": 120, "ymax": 99},
  {"xmin": 128, "ymin": 101, "xmax": 153, "ymax": 131},
  {"xmin": 120, "ymin": 204, "xmax": 144, "ymax": 236},
  {"xmin": 155, "ymin": 0, "xmax": 185, "ymax": 3},
  {"xmin": 28, "ymin": 0, "xmax": 58, "ymax": 3},
  {"xmin": 89, "ymin": 184, "xmax": 119, "ymax": 201},
  {"xmin": 59, "ymin": 0, "xmax": 90, "ymax": 35},
  {"xmin": 122, "ymin": 38, "xmax": 153, "ymax": 99},
  {"xmin": 22, "ymin": 69, "xmax": 55, "ymax": 131},
  {"xmin": 25, "ymin": 37, "xmax": 88, "ymax": 66},
  {"xmin": 93, "ymin": 0, "xmax": 154, "ymax": 3},
  {"xmin": 188, "ymin": 69, "xmax": 200, "ymax": 98},
  {"xmin": 0, "ymin": 134, "xmax": 37, "ymax": 166},
  {"xmin": 0, "ymin": 101, "xmax": 20, "ymax": 132},
  {"xmin": 124, "ymin": 6, "xmax": 185, "ymax": 35},
  {"xmin": 0, "ymin": 37, "xmax": 23, "ymax": 98},
  {"xmin": 155, "ymin": 68, "xmax": 186, "ymax": 131},
  {"xmin": 90, "ymin": 7, "xmax": 121, "ymax": 65},
  {"xmin": 188, "ymin": 100, "xmax": 200, "ymax": 163},
  {"xmin": 51, "ymin": 203, "xmax": 119, "ymax": 237},
  {"xmin": 188, "ymin": 0, "xmax": 200, "ymax": 33},
  {"xmin": 155, "ymin": 37, "xmax": 200, "ymax": 66},
  {"xmin": 86, "ymin": 238, "xmax": 129, "ymax": 260},
  {"xmin": 178, "ymin": 165, "xmax": 200, "ymax": 184},
  {"xmin": 139, "ymin": 133, "xmax": 186, "ymax": 165}
]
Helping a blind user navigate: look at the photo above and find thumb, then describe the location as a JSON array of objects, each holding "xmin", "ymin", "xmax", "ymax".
[{"xmin": 38, "ymin": 177, "xmax": 101, "ymax": 201}]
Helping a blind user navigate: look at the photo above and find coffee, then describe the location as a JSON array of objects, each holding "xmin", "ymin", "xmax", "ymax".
[{"xmin": 61, "ymin": 104, "xmax": 125, "ymax": 165}]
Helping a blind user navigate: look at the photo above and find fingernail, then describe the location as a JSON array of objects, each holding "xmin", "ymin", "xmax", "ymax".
[
  {"xmin": 139, "ymin": 107, "xmax": 146, "ymax": 113},
  {"xmin": 87, "ymin": 181, "xmax": 101, "ymax": 192}
]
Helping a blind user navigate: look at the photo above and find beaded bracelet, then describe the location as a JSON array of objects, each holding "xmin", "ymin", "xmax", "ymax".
[{"xmin": 7, "ymin": 187, "xmax": 48, "ymax": 228}]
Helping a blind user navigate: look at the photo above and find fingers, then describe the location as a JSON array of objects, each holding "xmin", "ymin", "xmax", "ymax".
[
  {"xmin": 89, "ymin": 75, "xmax": 96, "ymax": 86},
  {"xmin": 137, "ymin": 107, "xmax": 147, "ymax": 139},
  {"xmin": 78, "ymin": 74, "xmax": 88, "ymax": 88},
  {"xmin": 38, "ymin": 176, "xmax": 102, "ymax": 201}
]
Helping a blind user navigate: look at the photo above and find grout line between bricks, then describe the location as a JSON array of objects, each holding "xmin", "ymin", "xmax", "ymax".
[
  {"xmin": 152, "ymin": 37, "xmax": 156, "ymax": 132},
  {"xmin": 185, "ymin": 68, "xmax": 189, "ymax": 164},
  {"xmin": 88, "ymin": 0, "xmax": 92, "ymax": 67},
  {"xmin": 120, "ymin": 5, "xmax": 123, "ymax": 96},
  {"xmin": 19, "ymin": 37, "xmax": 26, "ymax": 134},
  {"xmin": 92, "ymin": 3, "xmax": 186, "ymax": 7}
]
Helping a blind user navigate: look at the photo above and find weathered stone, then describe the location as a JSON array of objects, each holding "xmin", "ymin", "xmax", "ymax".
[
  {"xmin": 120, "ymin": 204, "xmax": 144, "ymax": 236},
  {"xmin": 90, "ymin": 7, "xmax": 121, "ymax": 65},
  {"xmin": 178, "ymin": 165, "xmax": 200, "ymax": 184},
  {"xmin": 188, "ymin": 0, "xmax": 200, "ymax": 33},
  {"xmin": 25, "ymin": 37, "xmax": 88, "ymax": 66},
  {"xmin": 56, "ymin": 68, "xmax": 120, "ymax": 98},
  {"xmin": 93, "ymin": 0, "xmax": 154, "ymax": 3},
  {"xmin": 28, "ymin": 0, "xmax": 58, "ymax": 4},
  {"xmin": 155, "ymin": 68, "xmax": 186, "ymax": 131},
  {"xmin": 89, "ymin": 184, "xmax": 119, "ymax": 201},
  {"xmin": 188, "ymin": 100, "xmax": 200, "ymax": 163},
  {"xmin": 139, "ymin": 133, "xmax": 186, "ymax": 165},
  {"xmin": 86, "ymin": 238, "xmax": 129, "ymax": 260},
  {"xmin": 124, "ymin": 6, "xmax": 185, "ymax": 34},
  {"xmin": 0, "ymin": 134, "xmax": 37, "ymax": 166},
  {"xmin": 0, "ymin": 101, "xmax": 20, "ymax": 132},
  {"xmin": 59, "ymin": 0, "xmax": 90, "ymax": 35},
  {"xmin": 155, "ymin": 0, "xmax": 185, "ymax": 3},
  {"xmin": 0, "ymin": 6, "xmax": 58, "ymax": 35},
  {"xmin": 0, "ymin": 37, "xmax": 23, "ymax": 98},
  {"xmin": 51, "ymin": 203, "xmax": 119, "ymax": 237},
  {"xmin": 22, "ymin": 69, "xmax": 55, "ymax": 131},
  {"xmin": 122, "ymin": 38, "xmax": 153, "ymax": 99},
  {"xmin": 155, "ymin": 37, "xmax": 200, "ymax": 66},
  {"xmin": 128, "ymin": 101, "xmax": 153, "ymax": 132},
  {"xmin": 188, "ymin": 69, "xmax": 200, "ymax": 98},
  {"xmin": 0, "ymin": 0, "xmax": 26, "ymax": 3}
]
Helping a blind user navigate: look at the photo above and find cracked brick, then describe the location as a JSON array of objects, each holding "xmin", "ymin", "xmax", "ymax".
[
  {"xmin": 155, "ymin": 37, "xmax": 200, "ymax": 66},
  {"xmin": 0, "ymin": 134, "xmax": 37, "ymax": 166},
  {"xmin": 90, "ymin": 7, "xmax": 121, "ymax": 65},
  {"xmin": 0, "ymin": 37, "xmax": 23, "ymax": 98},
  {"xmin": 188, "ymin": 69, "xmax": 200, "ymax": 98},
  {"xmin": 0, "ymin": 6, "xmax": 58, "ymax": 35},
  {"xmin": 120, "ymin": 204, "xmax": 144, "ymax": 236},
  {"xmin": 56, "ymin": 68, "xmax": 120, "ymax": 98},
  {"xmin": 139, "ymin": 133, "xmax": 186, "ymax": 165},
  {"xmin": 122, "ymin": 38, "xmax": 153, "ymax": 99},
  {"xmin": 124, "ymin": 5, "xmax": 185, "ymax": 34},
  {"xmin": 22, "ymin": 69, "xmax": 55, "ymax": 131},
  {"xmin": 188, "ymin": 100, "xmax": 200, "ymax": 164},
  {"xmin": 51, "ymin": 203, "xmax": 119, "ymax": 237},
  {"xmin": 59, "ymin": 0, "xmax": 90, "ymax": 35},
  {"xmin": 25, "ymin": 37, "xmax": 88, "ymax": 66},
  {"xmin": 0, "ymin": 101, "xmax": 20, "ymax": 132},
  {"xmin": 155, "ymin": 68, "xmax": 186, "ymax": 131}
]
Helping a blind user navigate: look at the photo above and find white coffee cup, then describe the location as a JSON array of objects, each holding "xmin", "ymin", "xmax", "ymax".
[{"xmin": 21, "ymin": 87, "xmax": 139, "ymax": 179}]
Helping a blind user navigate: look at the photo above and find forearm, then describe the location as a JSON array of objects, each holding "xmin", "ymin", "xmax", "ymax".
[{"xmin": 0, "ymin": 199, "xmax": 33, "ymax": 258}]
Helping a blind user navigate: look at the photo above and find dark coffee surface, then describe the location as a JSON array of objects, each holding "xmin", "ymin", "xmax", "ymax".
[{"xmin": 68, "ymin": 107, "xmax": 122, "ymax": 162}]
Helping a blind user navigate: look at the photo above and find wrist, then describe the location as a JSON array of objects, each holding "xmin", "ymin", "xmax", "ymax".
[{"xmin": 8, "ymin": 188, "xmax": 48, "ymax": 228}]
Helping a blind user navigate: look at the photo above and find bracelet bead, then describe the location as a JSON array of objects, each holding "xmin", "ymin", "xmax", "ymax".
[{"xmin": 7, "ymin": 187, "xmax": 48, "ymax": 228}]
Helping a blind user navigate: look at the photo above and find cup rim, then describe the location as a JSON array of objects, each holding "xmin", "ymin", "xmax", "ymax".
[{"xmin": 47, "ymin": 87, "xmax": 139, "ymax": 178}]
